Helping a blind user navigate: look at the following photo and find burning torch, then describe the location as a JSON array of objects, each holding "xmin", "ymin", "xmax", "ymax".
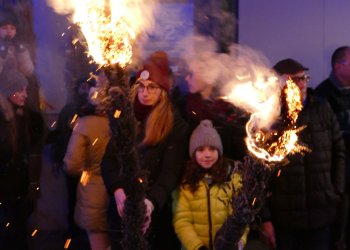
[
  {"xmin": 215, "ymin": 74, "xmax": 310, "ymax": 250},
  {"xmin": 61, "ymin": 0, "xmax": 158, "ymax": 249}
]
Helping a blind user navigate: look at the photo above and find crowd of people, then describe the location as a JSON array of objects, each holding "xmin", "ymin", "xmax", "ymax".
[{"xmin": 0, "ymin": 5, "xmax": 350, "ymax": 250}]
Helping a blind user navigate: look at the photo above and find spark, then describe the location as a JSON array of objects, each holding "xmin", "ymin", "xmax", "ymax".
[
  {"xmin": 31, "ymin": 229, "xmax": 38, "ymax": 237},
  {"xmin": 277, "ymin": 169, "xmax": 281, "ymax": 177},
  {"xmin": 92, "ymin": 138, "xmax": 99, "ymax": 146},
  {"xmin": 64, "ymin": 238, "xmax": 72, "ymax": 249},
  {"xmin": 50, "ymin": 121, "xmax": 57, "ymax": 128},
  {"xmin": 114, "ymin": 109, "xmax": 121, "ymax": 118},
  {"xmin": 252, "ymin": 197, "xmax": 256, "ymax": 206},
  {"xmin": 80, "ymin": 171, "xmax": 91, "ymax": 186},
  {"xmin": 70, "ymin": 114, "xmax": 78, "ymax": 124}
]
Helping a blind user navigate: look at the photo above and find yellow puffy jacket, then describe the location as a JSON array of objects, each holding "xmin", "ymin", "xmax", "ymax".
[{"xmin": 172, "ymin": 166, "xmax": 249, "ymax": 250}]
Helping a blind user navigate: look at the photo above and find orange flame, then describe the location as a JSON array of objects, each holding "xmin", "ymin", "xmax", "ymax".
[
  {"xmin": 224, "ymin": 73, "xmax": 307, "ymax": 163},
  {"xmin": 47, "ymin": 0, "xmax": 157, "ymax": 67},
  {"xmin": 284, "ymin": 78, "xmax": 303, "ymax": 123},
  {"xmin": 245, "ymin": 79, "xmax": 305, "ymax": 163},
  {"xmin": 73, "ymin": 1, "xmax": 135, "ymax": 66}
]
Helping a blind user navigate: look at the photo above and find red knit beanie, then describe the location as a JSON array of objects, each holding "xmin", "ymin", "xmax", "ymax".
[{"xmin": 137, "ymin": 51, "xmax": 171, "ymax": 93}]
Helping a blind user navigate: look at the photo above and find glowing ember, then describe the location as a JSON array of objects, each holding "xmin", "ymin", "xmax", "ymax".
[
  {"xmin": 64, "ymin": 238, "xmax": 72, "ymax": 249},
  {"xmin": 31, "ymin": 229, "xmax": 38, "ymax": 237},
  {"xmin": 92, "ymin": 138, "xmax": 99, "ymax": 146},
  {"xmin": 80, "ymin": 171, "xmax": 91, "ymax": 186},
  {"xmin": 114, "ymin": 109, "xmax": 122, "ymax": 118},
  {"xmin": 70, "ymin": 114, "xmax": 78, "ymax": 125},
  {"xmin": 50, "ymin": 121, "xmax": 57, "ymax": 128}
]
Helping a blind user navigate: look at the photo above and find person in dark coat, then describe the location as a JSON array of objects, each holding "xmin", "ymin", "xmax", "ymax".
[
  {"xmin": 0, "ymin": 6, "xmax": 40, "ymax": 111},
  {"xmin": 101, "ymin": 52, "xmax": 189, "ymax": 250},
  {"xmin": 259, "ymin": 58, "xmax": 345, "ymax": 250},
  {"xmin": 0, "ymin": 69, "xmax": 45, "ymax": 249},
  {"xmin": 315, "ymin": 46, "xmax": 350, "ymax": 250},
  {"xmin": 176, "ymin": 57, "xmax": 248, "ymax": 162},
  {"xmin": 0, "ymin": 7, "xmax": 34, "ymax": 76}
]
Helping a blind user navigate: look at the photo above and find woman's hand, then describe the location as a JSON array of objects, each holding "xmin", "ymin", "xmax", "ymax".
[
  {"xmin": 142, "ymin": 198, "xmax": 154, "ymax": 234},
  {"xmin": 114, "ymin": 188, "xmax": 126, "ymax": 217},
  {"xmin": 260, "ymin": 221, "xmax": 277, "ymax": 249}
]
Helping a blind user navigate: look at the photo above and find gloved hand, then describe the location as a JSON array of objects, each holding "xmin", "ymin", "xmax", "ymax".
[
  {"xmin": 13, "ymin": 39, "xmax": 27, "ymax": 53},
  {"xmin": 114, "ymin": 188, "xmax": 126, "ymax": 217},
  {"xmin": 260, "ymin": 221, "xmax": 277, "ymax": 249},
  {"xmin": 142, "ymin": 198, "xmax": 154, "ymax": 234}
]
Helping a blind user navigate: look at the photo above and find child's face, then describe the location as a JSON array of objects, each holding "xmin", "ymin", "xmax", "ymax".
[
  {"xmin": 9, "ymin": 87, "xmax": 27, "ymax": 107},
  {"xmin": 195, "ymin": 146, "xmax": 219, "ymax": 169},
  {"xmin": 0, "ymin": 24, "xmax": 16, "ymax": 40}
]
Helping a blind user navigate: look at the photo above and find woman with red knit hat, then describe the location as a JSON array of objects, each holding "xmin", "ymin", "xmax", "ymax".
[{"xmin": 101, "ymin": 51, "xmax": 189, "ymax": 250}]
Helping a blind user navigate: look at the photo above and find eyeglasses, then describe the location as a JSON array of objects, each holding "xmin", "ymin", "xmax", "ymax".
[
  {"xmin": 340, "ymin": 61, "xmax": 350, "ymax": 66},
  {"xmin": 291, "ymin": 75, "xmax": 310, "ymax": 83},
  {"xmin": 138, "ymin": 83, "xmax": 160, "ymax": 94}
]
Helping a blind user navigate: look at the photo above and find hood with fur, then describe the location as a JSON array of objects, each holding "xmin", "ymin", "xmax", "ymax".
[{"xmin": 0, "ymin": 92, "xmax": 14, "ymax": 121}]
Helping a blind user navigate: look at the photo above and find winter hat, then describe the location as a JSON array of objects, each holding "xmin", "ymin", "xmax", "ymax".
[
  {"xmin": 0, "ymin": 69, "xmax": 28, "ymax": 97},
  {"xmin": 137, "ymin": 51, "xmax": 171, "ymax": 93},
  {"xmin": 189, "ymin": 119, "xmax": 223, "ymax": 157},
  {"xmin": 273, "ymin": 58, "xmax": 309, "ymax": 75},
  {"xmin": 0, "ymin": 8, "xmax": 18, "ymax": 28}
]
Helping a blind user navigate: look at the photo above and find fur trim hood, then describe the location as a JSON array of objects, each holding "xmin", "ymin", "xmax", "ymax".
[{"xmin": 0, "ymin": 92, "xmax": 14, "ymax": 121}]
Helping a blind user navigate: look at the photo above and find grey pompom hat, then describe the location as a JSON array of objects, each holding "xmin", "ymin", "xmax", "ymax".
[
  {"xmin": 0, "ymin": 69, "xmax": 28, "ymax": 97},
  {"xmin": 189, "ymin": 119, "xmax": 223, "ymax": 157}
]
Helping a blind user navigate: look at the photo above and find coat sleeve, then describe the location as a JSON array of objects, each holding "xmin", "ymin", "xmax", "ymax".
[
  {"xmin": 172, "ymin": 188, "xmax": 204, "ymax": 250},
  {"xmin": 100, "ymin": 139, "xmax": 123, "ymax": 196},
  {"xmin": 64, "ymin": 121, "xmax": 88, "ymax": 175},
  {"xmin": 16, "ymin": 49, "xmax": 34, "ymax": 76},
  {"xmin": 27, "ymin": 109, "xmax": 45, "ymax": 184},
  {"xmin": 327, "ymin": 102, "xmax": 346, "ymax": 195},
  {"xmin": 147, "ymin": 118, "xmax": 189, "ymax": 209}
]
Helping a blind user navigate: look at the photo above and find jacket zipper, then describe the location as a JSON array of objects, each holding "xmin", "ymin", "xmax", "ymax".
[{"xmin": 206, "ymin": 183, "xmax": 213, "ymax": 250}]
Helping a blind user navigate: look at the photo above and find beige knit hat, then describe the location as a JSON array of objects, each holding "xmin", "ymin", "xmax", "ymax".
[{"xmin": 189, "ymin": 119, "xmax": 223, "ymax": 157}]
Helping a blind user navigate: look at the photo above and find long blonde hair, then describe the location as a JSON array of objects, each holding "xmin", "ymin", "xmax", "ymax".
[{"xmin": 130, "ymin": 84, "xmax": 174, "ymax": 145}]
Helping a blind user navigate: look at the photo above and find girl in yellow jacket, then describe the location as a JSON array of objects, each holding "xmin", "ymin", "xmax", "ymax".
[{"xmin": 172, "ymin": 119, "xmax": 248, "ymax": 250}]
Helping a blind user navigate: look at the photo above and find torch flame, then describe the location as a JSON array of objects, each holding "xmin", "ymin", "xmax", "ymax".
[
  {"xmin": 47, "ymin": 0, "xmax": 157, "ymax": 67},
  {"xmin": 244, "ymin": 79, "xmax": 306, "ymax": 163},
  {"xmin": 73, "ymin": 0, "xmax": 136, "ymax": 67},
  {"xmin": 284, "ymin": 78, "xmax": 303, "ymax": 123},
  {"xmin": 225, "ymin": 73, "xmax": 307, "ymax": 164}
]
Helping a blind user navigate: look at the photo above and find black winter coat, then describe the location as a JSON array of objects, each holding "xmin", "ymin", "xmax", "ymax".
[
  {"xmin": 261, "ymin": 89, "xmax": 345, "ymax": 230},
  {"xmin": 176, "ymin": 92, "xmax": 248, "ymax": 161},
  {"xmin": 316, "ymin": 74, "xmax": 350, "ymax": 188},
  {"xmin": 101, "ymin": 109, "xmax": 189, "ymax": 210},
  {"xmin": 0, "ymin": 99, "xmax": 45, "ymax": 202}
]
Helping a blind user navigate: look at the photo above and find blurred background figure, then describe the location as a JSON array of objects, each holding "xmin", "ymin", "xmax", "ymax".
[
  {"xmin": 0, "ymin": 5, "xmax": 40, "ymax": 112},
  {"xmin": 175, "ymin": 57, "xmax": 248, "ymax": 162},
  {"xmin": 64, "ymin": 74, "xmax": 111, "ymax": 250},
  {"xmin": 316, "ymin": 46, "xmax": 350, "ymax": 250},
  {"xmin": 0, "ymin": 69, "xmax": 45, "ymax": 249},
  {"xmin": 0, "ymin": 6, "xmax": 34, "ymax": 76}
]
